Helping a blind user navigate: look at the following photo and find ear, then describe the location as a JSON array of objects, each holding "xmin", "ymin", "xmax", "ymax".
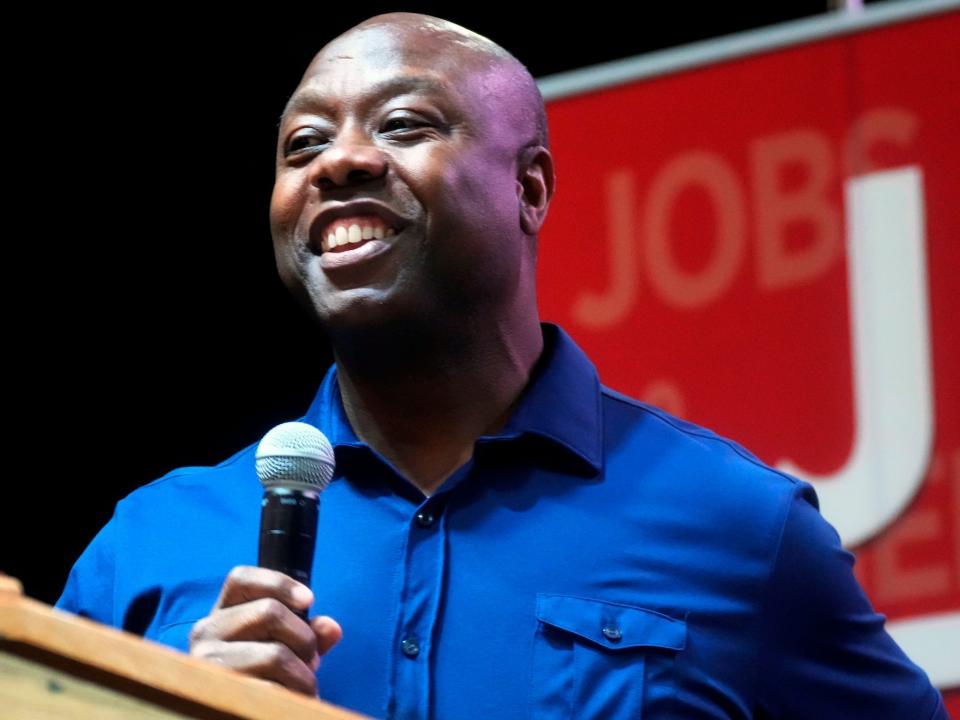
[{"xmin": 516, "ymin": 145, "xmax": 556, "ymax": 236}]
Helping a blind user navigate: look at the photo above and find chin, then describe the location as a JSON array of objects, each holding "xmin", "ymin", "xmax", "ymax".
[
  {"xmin": 315, "ymin": 306, "xmax": 386, "ymax": 334},
  {"xmin": 312, "ymin": 289, "xmax": 419, "ymax": 335}
]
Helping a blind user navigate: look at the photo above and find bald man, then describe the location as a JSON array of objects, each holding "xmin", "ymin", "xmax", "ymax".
[
  {"xmin": 269, "ymin": 12, "xmax": 552, "ymax": 500},
  {"xmin": 57, "ymin": 13, "xmax": 947, "ymax": 720}
]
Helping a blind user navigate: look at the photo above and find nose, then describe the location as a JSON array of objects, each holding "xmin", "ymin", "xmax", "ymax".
[{"xmin": 309, "ymin": 123, "xmax": 387, "ymax": 190}]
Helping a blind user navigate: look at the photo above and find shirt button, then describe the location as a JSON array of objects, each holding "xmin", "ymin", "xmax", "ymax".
[
  {"xmin": 401, "ymin": 637, "xmax": 420, "ymax": 658},
  {"xmin": 602, "ymin": 625, "xmax": 622, "ymax": 642},
  {"xmin": 415, "ymin": 510, "xmax": 435, "ymax": 528}
]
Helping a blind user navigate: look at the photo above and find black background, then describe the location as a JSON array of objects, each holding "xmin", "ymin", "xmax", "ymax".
[{"xmin": 9, "ymin": 2, "xmax": 873, "ymax": 604}]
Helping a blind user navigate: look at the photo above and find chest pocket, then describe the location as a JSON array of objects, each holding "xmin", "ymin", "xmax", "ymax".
[{"xmin": 530, "ymin": 594, "xmax": 686, "ymax": 720}]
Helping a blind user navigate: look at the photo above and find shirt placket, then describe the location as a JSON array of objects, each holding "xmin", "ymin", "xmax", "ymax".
[{"xmin": 389, "ymin": 494, "xmax": 448, "ymax": 719}]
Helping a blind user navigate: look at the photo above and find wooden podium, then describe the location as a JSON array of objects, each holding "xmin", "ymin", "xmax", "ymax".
[{"xmin": 0, "ymin": 576, "xmax": 369, "ymax": 719}]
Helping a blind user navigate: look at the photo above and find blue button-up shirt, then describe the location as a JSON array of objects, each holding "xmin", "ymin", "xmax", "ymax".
[{"xmin": 56, "ymin": 323, "xmax": 947, "ymax": 719}]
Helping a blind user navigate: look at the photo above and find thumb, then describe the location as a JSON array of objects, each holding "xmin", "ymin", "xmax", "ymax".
[{"xmin": 312, "ymin": 615, "xmax": 344, "ymax": 656}]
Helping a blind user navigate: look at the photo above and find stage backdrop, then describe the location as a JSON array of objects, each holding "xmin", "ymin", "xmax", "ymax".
[{"xmin": 536, "ymin": 2, "xmax": 959, "ymax": 713}]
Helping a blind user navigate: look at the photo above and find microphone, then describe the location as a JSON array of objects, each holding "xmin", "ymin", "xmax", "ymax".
[{"xmin": 255, "ymin": 421, "xmax": 335, "ymax": 622}]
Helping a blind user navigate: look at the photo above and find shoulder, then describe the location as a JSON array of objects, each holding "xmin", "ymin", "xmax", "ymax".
[
  {"xmin": 112, "ymin": 441, "xmax": 261, "ymax": 529},
  {"xmin": 55, "ymin": 440, "xmax": 262, "ymax": 626},
  {"xmin": 600, "ymin": 383, "xmax": 808, "ymax": 485},
  {"xmin": 598, "ymin": 383, "xmax": 818, "ymax": 530},
  {"xmin": 103, "ymin": 440, "xmax": 266, "ymax": 613},
  {"xmin": 136, "ymin": 441, "xmax": 257, "ymax": 492}
]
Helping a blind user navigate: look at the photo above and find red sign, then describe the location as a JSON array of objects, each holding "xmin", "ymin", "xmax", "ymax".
[{"xmin": 539, "ymin": 6, "xmax": 960, "ymax": 713}]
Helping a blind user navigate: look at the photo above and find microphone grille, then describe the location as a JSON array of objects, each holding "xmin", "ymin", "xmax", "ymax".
[{"xmin": 255, "ymin": 421, "xmax": 336, "ymax": 492}]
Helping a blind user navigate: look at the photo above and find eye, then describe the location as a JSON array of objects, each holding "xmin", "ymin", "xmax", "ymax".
[
  {"xmin": 382, "ymin": 115, "xmax": 429, "ymax": 134},
  {"xmin": 285, "ymin": 132, "xmax": 328, "ymax": 156}
]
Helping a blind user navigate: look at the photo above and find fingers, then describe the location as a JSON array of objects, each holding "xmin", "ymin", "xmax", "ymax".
[
  {"xmin": 194, "ymin": 640, "xmax": 319, "ymax": 697},
  {"xmin": 212, "ymin": 566, "xmax": 314, "ymax": 614},
  {"xmin": 312, "ymin": 615, "xmax": 344, "ymax": 656},
  {"xmin": 191, "ymin": 596, "xmax": 318, "ymax": 667},
  {"xmin": 187, "ymin": 566, "xmax": 342, "ymax": 698}
]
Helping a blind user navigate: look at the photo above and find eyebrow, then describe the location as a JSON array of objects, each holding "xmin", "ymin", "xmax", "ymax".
[{"xmin": 277, "ymin": 75, "xmax": 450, "ymax": 129}]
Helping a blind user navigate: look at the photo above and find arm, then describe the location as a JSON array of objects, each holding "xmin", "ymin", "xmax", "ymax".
[
  {"xmin": 55, "ymin": 511, "xmax": 342, "ymax": 698},
  {"xmin": 55, "ymin": 511, "xmax": 117, "ymax": 627},
  {"xmin": 755, "ymin": 481, "xmax": 948, "ymax": 719}
]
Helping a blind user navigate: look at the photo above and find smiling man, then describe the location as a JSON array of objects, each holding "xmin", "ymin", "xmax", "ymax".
[
  {"xmin": 268, "ymin": 13, "xmax": 551, "ymax": 498},
  {"xmin": 56, "ymin": 12, "xmax": 947, "ymax": 720}
]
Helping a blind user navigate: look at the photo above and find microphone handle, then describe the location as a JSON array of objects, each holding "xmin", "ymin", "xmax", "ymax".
[{"xmin": 258, "ymin": 487, "xmax": 319, "ymax": 622}]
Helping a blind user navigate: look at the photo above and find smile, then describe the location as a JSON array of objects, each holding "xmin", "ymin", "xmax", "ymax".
[
  {"xmin": 321, "ymin": 216, "xmax": 398, "ymax": 253},
  {"xmin": 321, "ymin": 223, "xmax": 397, "ymax": 252},
  {"xmin": 318, "ymin": 228, "xmax": 400, "ymax": 271}
]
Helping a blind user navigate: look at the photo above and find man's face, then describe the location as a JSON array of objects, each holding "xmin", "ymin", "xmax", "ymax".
[{"xmin": 270, "ymin": 23, "xmax": 536, "ymax": 332}]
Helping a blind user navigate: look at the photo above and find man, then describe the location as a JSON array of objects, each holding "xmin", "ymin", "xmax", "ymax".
[{"xmin": 57, "ymin": 12, "xmax": 947, "ymax": 720}]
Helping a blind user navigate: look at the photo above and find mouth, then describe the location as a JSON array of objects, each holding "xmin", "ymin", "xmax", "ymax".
[
  {"xmin": 319, "ymin": 216, "xmax": 399, "ymax": 254},
  {"xmin": 308, "ymin": 201, "xmax": 410, "ymax": 272},
  {"xmin": 316, "ymin": 215, "xmax": 403, "ymax": 271}
]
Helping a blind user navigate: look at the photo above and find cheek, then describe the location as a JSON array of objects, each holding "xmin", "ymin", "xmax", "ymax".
[
  {"xmin": 269, "ymin": 177, "xmax": 306, "ymax": 236},
  {"xmin": 434, "ymin": 154, "xmax": 517, "ymax": 233},
  {"xmin": 424, "ymin": 162, "xmax": 525, "ymax": 296},
  {"xmin": 268, "ymin": 180, "xmax": 312, "ymax": 290}
]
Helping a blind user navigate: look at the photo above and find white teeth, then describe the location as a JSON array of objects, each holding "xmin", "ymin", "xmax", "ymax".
[{"xmin": 322, "ymin": 224, "xmax": 399, "ymax": 251}]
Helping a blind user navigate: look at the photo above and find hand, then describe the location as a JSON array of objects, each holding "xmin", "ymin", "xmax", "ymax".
[{"xmin": 188, "ymin": 566, "xmax": 343, "ymax": 697}]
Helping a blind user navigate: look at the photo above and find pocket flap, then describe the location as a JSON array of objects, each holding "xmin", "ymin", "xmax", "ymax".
[{"xmin": 536, "ymin": 594, "xmax": 686, "ymax": 651}]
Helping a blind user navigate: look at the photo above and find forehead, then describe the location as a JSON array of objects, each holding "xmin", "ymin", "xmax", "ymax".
[{"xmin": 282, "ymin": 25, "xmax": 496, "ymax": 120}]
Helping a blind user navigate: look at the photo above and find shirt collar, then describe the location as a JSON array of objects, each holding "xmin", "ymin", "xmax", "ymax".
[{"xmin": 300, "ymin": 322, "xmax": 603, "ymax": 475}]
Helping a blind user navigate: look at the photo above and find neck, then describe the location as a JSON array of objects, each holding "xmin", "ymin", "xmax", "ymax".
[{"xmin": 329, "ymin": 307, "xmax": 544, "ymax": 497}]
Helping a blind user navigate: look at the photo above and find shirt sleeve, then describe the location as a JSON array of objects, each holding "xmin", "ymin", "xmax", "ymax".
[
  {"xmin": 54, "ymin": 511, "xmax": 118, "ymax": 628},
  {"xmin": 755, "ymin": 481, "xmax": 948, "ymax": 720}
]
